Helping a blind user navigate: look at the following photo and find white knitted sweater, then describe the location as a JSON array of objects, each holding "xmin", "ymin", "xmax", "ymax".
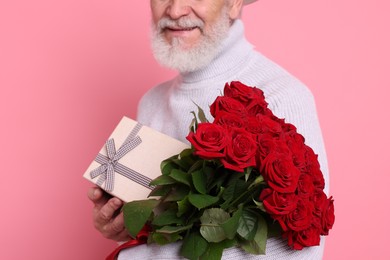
[{"xmin": 119, "ymin": 19, "xmax": 329, "ymax": 260}]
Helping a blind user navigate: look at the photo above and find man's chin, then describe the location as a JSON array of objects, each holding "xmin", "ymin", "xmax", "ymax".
[
  {"xmin": 163, "ymin": 37, "xmax": 201, "ymax": 52},
  {"xmin": 151, "ymin": 38, "xmax": 216, "ymax": 72},
  {"xmin": 155, "ymin": 51, "xmax": 212, "ymax": 73}
]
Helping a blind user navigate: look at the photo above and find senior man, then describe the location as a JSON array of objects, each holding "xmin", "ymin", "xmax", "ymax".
[{"xmin": 88, "ymin": 0, "xmax": 329, "ymax": 259}]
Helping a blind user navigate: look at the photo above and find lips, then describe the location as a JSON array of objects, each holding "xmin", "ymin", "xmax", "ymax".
[{"xmin": 165, "ymin": 26, "xmax": 198, "ymax": 32}]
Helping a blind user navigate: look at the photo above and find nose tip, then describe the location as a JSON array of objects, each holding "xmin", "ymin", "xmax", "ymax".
[{"xmin": 166, "ymin": 1, "xmax": 191, "ymax": 20}]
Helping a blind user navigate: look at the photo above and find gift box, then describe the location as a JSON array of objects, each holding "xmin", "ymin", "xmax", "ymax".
[{"xmin": 83, "ymin": 116, "xmax": 190, "ymax": 202}]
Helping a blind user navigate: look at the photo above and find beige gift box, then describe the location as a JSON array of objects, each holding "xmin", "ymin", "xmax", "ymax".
[{"xmin": 83, "ymin": 116, "xmax": 189, "ymax": 202}]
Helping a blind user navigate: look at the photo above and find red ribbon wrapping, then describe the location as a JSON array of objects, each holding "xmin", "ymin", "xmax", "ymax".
[{"xmin": 105, "ymin": 226, "xmax": 150, "ymax": 260}]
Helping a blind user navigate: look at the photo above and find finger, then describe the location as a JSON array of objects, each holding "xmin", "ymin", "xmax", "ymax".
[
  {"xmin": 103, "ymin": 212, "xmax": 130, "ymax": 241},
  {"xmin": 94, "ymin": 197, "xmax": 123, "ymax": 227},
  {"xmin": 87, "ymin": 186, "xmax": 103, "ymax": 202},
  {"xmin": 110, "ymin": 211, "xmax": 125, "ymax": 234},
  {"xmin": 88, "ymin": 187, "xmax": 110, "ymax": 210}
]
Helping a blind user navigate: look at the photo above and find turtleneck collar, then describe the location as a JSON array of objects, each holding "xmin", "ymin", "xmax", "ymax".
[{"xmin": 179, "ymin": 19, "xmax": 254, "ymax": 84}]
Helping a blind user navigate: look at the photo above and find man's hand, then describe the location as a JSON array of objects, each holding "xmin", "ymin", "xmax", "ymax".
[{"xmin": 87, "ymin": 187, "xmax": 130, "ymax": 241}]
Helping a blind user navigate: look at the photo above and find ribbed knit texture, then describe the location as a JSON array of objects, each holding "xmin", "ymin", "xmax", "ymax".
[{"xmin": 119, "ymin": 19, "xmax": 328, "ymax": 260}]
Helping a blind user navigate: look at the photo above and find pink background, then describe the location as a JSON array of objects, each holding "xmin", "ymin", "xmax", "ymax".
[{"xmin": 1, "ymin": 0, "xmax": 389, "ymax": 259}]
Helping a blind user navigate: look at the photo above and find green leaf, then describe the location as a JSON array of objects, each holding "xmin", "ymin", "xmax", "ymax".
[
  {"xmin": 149, "ymin": 175, "xmax": 177, "ymax": 186},
  {"xmin": 164, "ymin": 185, "xmax": 190, "ymax": 202},
  {"xmin": 200, "ymin": 239, "xmax": 237, "ymax": 260},
  {"xmin": 190, "ymin": 111, "xmax": 199, "ymax": 129},
  {"xmin": 177, "ymin": 196, "xmax": 192, "ymax": 217},
  {"xmin": 179, "ymin": 148, "xmax": 193, "ymax": 159},
  {"xmin": 151, "ymin": 232, "xmax": 182, "ymax": 245},
  {"xmin": 208, "ymin": 170, "xmax": 227, "ymax": 191},
  {"xmin": 253, "ymin": 199, "xmax": 266, "ymax": 212},
  {"xmin": 199, "ymin": 242, "xmax": 224, "ymax": 260},
  {"xmin": 161, "ymin": 159, "xmax": 177, "ymax": 175},
  {"xmin": 200, "ymin": 208, "xmax": 230, "ymax": 243},
  {"xmin": 148, "ymin": 185, "xmax": 172, "ymax": 197},
  {"xmin": 237, "ymin": 209, "xmax": 258, "ymax": 241},
  {"xmin": 192, "ymin": 170, "xmax": 207, "ymax": 194},
  {"xmin": 267, "ymin": 221, "xmax": 283, "ymax": 238},
  {"xmin": 188, "ymin": 194, "xmax": 219, "ymax": 210},
  {"xmin": 221, "ymin": 178, "xmax": 248, "ymax": 210},
  {"xmin": 244, "ymin": 167, "xmax": 253, "ymax": 182},
  {"xmin": 172, "ymin": 158, "xmax": 192, "ymax": 170},
  {"xmin": 169, "ymin": 169, "xmax": 191, "ymax": 186},
  {"xmin": 193, "ymin": 101, "xmax": 209, "ymax": 123},
  {"xmin": 221, "ymin": 206, "xmax": 243, "ymax": 239},
  {"xmin": 152, "ymin": 209, "xmax": 185, "ymax": 226},
  {"xmin": 187, "ymin": 160, "xmax": 204, "ymax": 174},
  {"xmin": 189, "ymin": 117, "xmax": 197, "ymax": 133},
  {"xmin": 156, "ymin": 224, "xmax": 193, "ymax": 234},
  {"xmin": 248, "ymin": 175, "xmax": 265, "ymax": 189},
  {"xmin": 240, "ymin": 215, "xmax": 267, "ymax": 255},
  {"xmin": 203, "ymin": 162, "xmax": 216, "ymax": 174},
  {"xmin": 122, "ymin": 199, "xmax": 159, "ymax": 237},
  {"xmin": 181, "ymin": 231, "xmax": 208, "ymax": 260}
]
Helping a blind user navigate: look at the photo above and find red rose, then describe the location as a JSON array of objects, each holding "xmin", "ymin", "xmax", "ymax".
[
  {"xmin": 311, "ymin": 215, "xmax": 321, "ymax": 230},
  {"xmin": 285, "ymin": 198, "xmax": 314, "ymax": 232},
  {"xmin": 255, "ymin": 114, "xmax": 283, "ymax": 137},
  {"xmin": 246, "ymin": 116, "xmax": 264, "ymax": 134},
  {"xmin": 285, "ymin": 226, "xmax": 321, "ymax": 250},
  {"xmin": 312, "ymin": 188, "xmax": 327, "ymax": 218},
  {"xmin": 209, "ymin": 96, "xmax": 246, "ymax": 118},
  {"xmin": 321, "ymin": 196, "xmax": 335, "ymax": 235},
  {"xmin": 280, "ymin": 121, "xmax": 297, "ymax": 133},
  {"xmin": 262, "ymin": 153, "xmax": 300, "ymax": 193},
  {"xmin": 284, "ymin": 131, "xmax": 306, "ymax": 170},
  {"xmin": 224, "ymin": 81, "xmax": 265, "ymax": 107},
  {"xmin": 213, "ymin": 111, "xmax": 246, "ymax": 129},
  {"xmin": 186, "ymin": 123, "xmax": 228, "ymax": 160},
  {"xmin": 284, "ymin": 127, "xmax": 304, "ymax": 143},
  {"xmin": 257, "ymin": 134, "xmax": 290, "ymax": 164},
  {"xmin": 297, "ymin": 173, "xmax": 315, "ymax": 199},
  {"xmin": 260, "ymin": 188, "xmax": 297, "ymax": 215},
  {"xmin": 304, "ymin": 146, "xmax": 325, "ymax": 190},
  {"xmin": 221, "ymin": 128, "xmax": 257, "ymax": 172},
  {"xmin": 246, "ymin": 96, "xmax": 271, "ymax": 117},
  {"xmin": 257, "ymin": 134, "xmax": 278, "ymax": 168}
]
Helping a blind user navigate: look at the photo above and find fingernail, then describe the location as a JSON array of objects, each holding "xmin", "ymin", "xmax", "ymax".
[
  {"xmin": 93, "ymin": 189, "xmax": 99, "ymax": 198},
  {"xmin": 113, "ymin": 198, "xmax": 122, "ymax": 207}
]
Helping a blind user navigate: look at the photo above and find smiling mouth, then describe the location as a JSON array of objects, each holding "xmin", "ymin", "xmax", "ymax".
[{"xmin": 165, "ymin": 26, "xmax": 199, "ymax": 32}]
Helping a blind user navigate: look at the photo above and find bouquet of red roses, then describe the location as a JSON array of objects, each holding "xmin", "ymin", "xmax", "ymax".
[{"xmin": 121, "ymin": 81, "xmax": 335, "ymax": 259}]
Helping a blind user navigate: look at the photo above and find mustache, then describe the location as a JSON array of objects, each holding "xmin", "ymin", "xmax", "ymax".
[{"xmin": 157, "ymin": 17, "xmax": 205, "ymax": 31}]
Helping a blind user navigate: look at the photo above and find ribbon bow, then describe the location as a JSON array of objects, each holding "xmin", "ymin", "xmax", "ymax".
[{"xmin": 90, "ymin": 123, "xmax": 153, "ymax": 192}]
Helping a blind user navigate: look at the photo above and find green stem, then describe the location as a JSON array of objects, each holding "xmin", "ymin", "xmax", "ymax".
[
  {"xmin": 228, "ymin": 176, "xmax": 265, "ymax": 209},
  {"xmin": 228, "ymin": 186, "xmax": 256, "ymax": 209}
]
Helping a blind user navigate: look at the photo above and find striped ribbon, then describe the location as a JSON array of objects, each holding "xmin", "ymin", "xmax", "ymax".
[{"xmin": 90, "ymin": 123, "xmax": 153, "ymax": 192}]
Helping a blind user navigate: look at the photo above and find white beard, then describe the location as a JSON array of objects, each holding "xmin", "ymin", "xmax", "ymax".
[{"xmin": 150, "ymin": 9, "xmax": 231, "ymax": 73}]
